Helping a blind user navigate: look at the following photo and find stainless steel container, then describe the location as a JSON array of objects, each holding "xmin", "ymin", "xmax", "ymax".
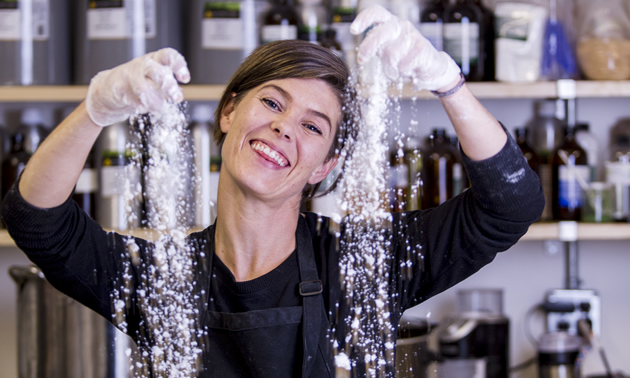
[
  {"xmin": 395, "ymin": 317, "xmax": 435, "ymax": 378},
  {"xmin": 9, "ymin": 265, "xmax": 134, "ymax": 378}
]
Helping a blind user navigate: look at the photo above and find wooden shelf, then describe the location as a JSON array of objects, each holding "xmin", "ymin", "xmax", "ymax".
[
  {"xmin": 3, "ymin": 81, "xmax": 630, "ymax": 102},
  {"xmin": 1, "ymin": 223, "xmax": 629, "ymax": 248}
]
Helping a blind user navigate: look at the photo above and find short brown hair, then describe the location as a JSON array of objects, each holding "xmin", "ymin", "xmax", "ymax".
[{"xmin": 213, "ymin": 40, "xmax": 355, "ymax": 204}]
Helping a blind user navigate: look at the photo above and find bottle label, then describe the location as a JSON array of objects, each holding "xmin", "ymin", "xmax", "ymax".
[
  {"xmin": 495, "ymin": 13, "xmax": 529, "ymax": 41},
  {"xmin": 453, "ymin": 162, "xmax": 462, "ymax": 195},
  {"xmin": 201, "ymin": 2, "xmax": 243, "ymax": 50},
  {"xmin": 419, "ymin": 21, "xmax": 443, "ymax": 51},
  {"xmin": 0, "ymin": 0, "xmax": 49, "ymax": 41},
  {"xmin": 76, "ymin": 168, "xmax": 98, "ymax": 193},
  {"xmin": 88, "ymin": 0, "xmax": 157, "ymax": 40},
  {"xmin": 558, "ymin": 165, "xmax": 590, "ymax": 208},
  {"xmin": 605, "ymin": 161, "xmax": 630, "ymax": 184},
  {"xmin": 443, "ymin": 21, "xmax": 479, "ymax": 65},
  {"xmin": 261, "ymin": 24, "xmax": 297, "ymax": 44}
]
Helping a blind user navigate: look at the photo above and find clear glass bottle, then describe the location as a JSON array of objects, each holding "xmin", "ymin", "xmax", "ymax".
[
  {"xmin": 575, "ymin": 123, "xmax": 599, "ymax": 182},
  {"xmin": 297, "ymin": 0, "xmax": 327, "ymax": 44},
  {"xmin": 605, "ymin": 134, "xmax": 630, "ymax": 221},
  {"xmin": 443, "ymin": 0, "xmax": 484, "ymax": 81},
  {"xmin": 552, "ymin": 126, "xmax": 590, "ymax": 221}
]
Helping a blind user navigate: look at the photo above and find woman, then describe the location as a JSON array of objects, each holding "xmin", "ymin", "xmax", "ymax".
[{"xmin": 2, "ymin": 6, "xmax": 544, "ymax": 377}]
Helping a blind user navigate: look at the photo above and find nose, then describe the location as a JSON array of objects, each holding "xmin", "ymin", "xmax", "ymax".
[{"xmin": 272, "ymin": 116, "xmax": 295, "ymax": 141}]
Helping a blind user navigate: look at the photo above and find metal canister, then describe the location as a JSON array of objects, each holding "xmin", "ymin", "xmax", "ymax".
[
  {"xmin": 538, "ymin": 331, "xmax": 582, "ymax": 378},
  {"xmin": 9, "ymin": 265, "xmax": 134, "ymax": 378}
]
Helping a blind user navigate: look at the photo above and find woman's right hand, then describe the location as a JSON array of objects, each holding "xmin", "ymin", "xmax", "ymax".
[{"xmin": 85, "ymin": 48, "xmax": 190, "ymax": 127}]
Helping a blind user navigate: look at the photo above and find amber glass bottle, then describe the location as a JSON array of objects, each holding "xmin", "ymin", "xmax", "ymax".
[
  {"xmin": 404, "ymin": 137, "xmax": 423, "ymax": 211},
  {"xmin": 390, "ymin": 148, "xmax": 409, "ymax": 212},
  {"xmin": 471, "ymin": 0, "xmax": 494, "ymax": 81},
  {"xmin": 422, "ymin": 129, "xmax": 456, "ymax": 209},
  {"xmin": 72, "ymin": 151, "xmax": 98, "ymax": 219},
  {"xmin": 515, "ymin": 128, "xmax": 542, "ymax": 174},
  {"xmin": 552, "ymin": 126, "xmax": 589, "ymax": 220},
  {"xmin": 1, "ymin": 132, "xmax": 31, "ymax": 201}
]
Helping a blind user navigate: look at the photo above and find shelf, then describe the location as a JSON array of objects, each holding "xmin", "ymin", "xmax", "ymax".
[
  {"xmin": 1, "ymin": 223, "xmax": 629, "ymax": 248},
  {"xmin": 3, "ymin": 81, "xmax": 630, "ymax": 103}
]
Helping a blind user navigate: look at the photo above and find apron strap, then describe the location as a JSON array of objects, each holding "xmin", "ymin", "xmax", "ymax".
[{"xmin": 296, "ymin": 216, "xmax": 326, "ymax": 378}]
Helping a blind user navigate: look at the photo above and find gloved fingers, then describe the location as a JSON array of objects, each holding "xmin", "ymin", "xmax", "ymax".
[
  {"xmin": 381, "ymin": 20, "xmax": 417, "ymax": 80},
  {"xmin": 356, "ymin": 17, "xmax": 401, "ymax": 65},
  {"xmin": 350, "ymin": 5, "xmax": 394, "ymax": 36},
  {"xmin": 398, "ymin": 37, "xmax": 429, "ymax": 78},
  {"xmin": 143, "ymin": 58, "xmax": 185, "ymax": 103},
  {"xmin": 127, "ymin": 64, "xmax": 169, "ymax": 114},
  {"xmin": 149, "ymin": 47, "xmax": 191, "ymax": 84}
]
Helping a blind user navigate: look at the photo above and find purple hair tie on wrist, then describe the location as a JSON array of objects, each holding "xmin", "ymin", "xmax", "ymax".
[{"xmin": 430, "ymin": 73, "xmax": 466, "ymax": 98}]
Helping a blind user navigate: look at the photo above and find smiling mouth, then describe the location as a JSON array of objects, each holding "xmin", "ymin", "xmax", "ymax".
[{"xmin": 250, "ymin": 141, "xmax": 289, "ymax": 167}]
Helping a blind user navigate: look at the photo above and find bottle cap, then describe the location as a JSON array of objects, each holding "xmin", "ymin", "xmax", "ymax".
[
  {"xmin": 576, "ymin": 123, "xmax": 590, "ymax": 132},
  {"xmin": 21, "ymin": 108, "xmax": 44, "ymax": 126},
  {"xmin": 514, "ymin": 127, "xmax": 528, "ymax": 137},
  {"xmin": 191, "ymin": 104, "xmax": 213, "ymax": 123}
]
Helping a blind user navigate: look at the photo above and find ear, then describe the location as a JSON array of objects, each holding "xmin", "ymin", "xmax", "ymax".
[
  {"xmin": 308, "ymin": 156, "xmax": 339, "ymax": 185},
  {"xmin": 219, "ymin": 93, "xmax": 237, "ymax": 134}
]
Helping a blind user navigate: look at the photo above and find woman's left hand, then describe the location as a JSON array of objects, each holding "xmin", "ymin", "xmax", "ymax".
[{"xmin": 350, "ymin": 5, "xmax": 461, "ymax": 91}]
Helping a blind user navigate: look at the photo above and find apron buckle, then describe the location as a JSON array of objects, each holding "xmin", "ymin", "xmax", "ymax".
[{"xmin": 299, "ymin": 280, "xmax": 323, "ymax": 296}]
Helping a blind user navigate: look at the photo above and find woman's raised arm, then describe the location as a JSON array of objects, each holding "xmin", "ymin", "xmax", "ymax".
[{"xmin": 18, "ymin": 48, "xmax": 190, "ymax": 209}]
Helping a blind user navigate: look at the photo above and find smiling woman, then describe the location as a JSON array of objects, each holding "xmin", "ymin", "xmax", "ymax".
[{"xmin": 2, "ymin": 6, "xmax": 545, "ymax": 378}]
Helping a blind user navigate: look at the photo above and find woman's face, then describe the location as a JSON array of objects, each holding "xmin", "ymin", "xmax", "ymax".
[{"xmin": 219, "ymin": 78, "xmax": 341, "ymax": 205}]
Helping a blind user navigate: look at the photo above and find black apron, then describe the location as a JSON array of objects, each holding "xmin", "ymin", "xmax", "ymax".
[{"xmin": 198, "ymin": 217, "xmax": 334, "ymax": 377}]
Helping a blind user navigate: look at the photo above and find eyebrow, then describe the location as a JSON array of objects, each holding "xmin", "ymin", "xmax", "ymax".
[{"xmin": 260, "ymin": 84, "xmax": 333, "ymax": 133}]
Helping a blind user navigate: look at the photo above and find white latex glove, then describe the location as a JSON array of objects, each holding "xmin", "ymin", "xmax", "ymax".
[
  {"xmin": 350, "ymin": 5, "xmax": 461, "ymax": 91},
  {"xmin": 85, "ymin": 48, "xmax": 191, "ymax": 127}
]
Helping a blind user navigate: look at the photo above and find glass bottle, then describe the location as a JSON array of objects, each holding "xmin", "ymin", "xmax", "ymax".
[
  {"xmin": 443, "ymin": 0, "xmax": 484, "ymax": 81},
  {"xmin": 1, "ymin": 132, "xmax": 31, "ymax": 203},
  {"xmin": 471, "ymin": 0, "xmax": 494, "ymax": 81},
  {"xmin": 575, "ymin": 123, "xmax": 599, "ymax": 182},
  {"xmin": 330, "ymin": 0, "xmax": 357, "ymax": 67},
  {"xmin": 261, "ymin": 0, "xmax": 299, "ymax": 44},
  {"xmin": 552, "ymin": 126, "xmax": 590, "ymax": 221},
  {"xmin": 422, "ymin": 128, "xmax": 456, "ymax": 209},
  {"xmin": 449, "ymin": 135, "xmax": 468, "ymax": 195},
  {"xmin": 390, "ymin": 148, "xmax": 409, "ymax": 212},
  {"xmin": 320, "ymin": 29, "xmax": 344, "ymax": 60},
  {"xmin": 605, "ymin": 134, "xmax": 630, "ymax": 221},
  {"xmin": 73, "ymin": 151, "xmax": 98, "ymax": 219},
  {"xmin": 515, "ymin": 127, "xmax": 542, "ymax": 174},
  {"xmin": 419, "ymin": 0, "xmax": 449, "ymax": 51},
  {"xmin": 297, "ymin": 0, "xmax": 327, "ymax": 44},
  {"xmin": 404, "ymin": 136, "xmax": 423, "ymax": 211}
]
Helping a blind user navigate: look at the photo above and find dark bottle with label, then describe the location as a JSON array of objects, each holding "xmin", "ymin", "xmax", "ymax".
[
  {"xmin": 443, "ymin": 0, "xmax": 484, "ymax": 81},
  {"xmin": 552, "ymin": 126, "xmax": 589, "ymax": 221},
  {"xmin": 449, "ymin": 135, "xmax": 468, "ymax": 195},
  {"xmin": 419, "ymin": 0, "xmax": 449, "ymax": 51},
  {"xmin": 261, "ymin": 0, "xmax": 299, "ymax": 44},
  {"xmin": 1, "ymin": 132, "xmax": 31, "ymax": 203},
  {"xmin": 515, "ymin": 127, "xmax": 542, "ymax": 174},
  {"xmin": 422, "ymin": 128, "xmax": 456, "ymax": 209},
  {"xmin": 73, "ymin": 151, "xmax": 98, "ymax": 219},
  {"xmin": 471, "ymin": 0, "xmax": 494, "ymax": 81}
]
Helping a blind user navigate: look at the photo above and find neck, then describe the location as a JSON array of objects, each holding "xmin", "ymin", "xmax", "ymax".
[{"xmin": 214, "ymin": 172, "xmax": 302, "ymax": 282}]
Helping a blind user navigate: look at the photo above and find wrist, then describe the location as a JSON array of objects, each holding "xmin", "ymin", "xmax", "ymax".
[{"xmin": 430, "ymin": 73, "xmax": 466, "ymax": 98}]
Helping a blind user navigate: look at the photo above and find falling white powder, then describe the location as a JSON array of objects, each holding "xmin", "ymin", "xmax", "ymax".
[
  {"xmin": 334, "ymin": 58, "xmax": 397, "ymax": 377},
  {"xmin": 111, "ymin": 102, "xmax": 202, "ymax": 378}
]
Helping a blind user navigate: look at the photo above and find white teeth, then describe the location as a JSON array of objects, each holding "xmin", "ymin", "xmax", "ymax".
[{"xmin": 252, "ymin": 141, "xmax": 287, "ymax": 167}]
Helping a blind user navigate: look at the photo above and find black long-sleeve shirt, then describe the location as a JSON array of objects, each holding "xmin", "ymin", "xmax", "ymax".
[{"xmin": 2, "ymin": 129, "xmax": 544, "ymax": 375}]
